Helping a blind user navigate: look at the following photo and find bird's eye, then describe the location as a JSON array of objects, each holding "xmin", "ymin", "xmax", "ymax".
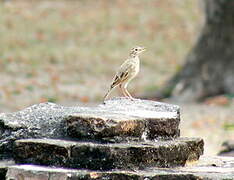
[{"xmin": 135, "ymin": 48, "xmax": 138, "ymax": 51}]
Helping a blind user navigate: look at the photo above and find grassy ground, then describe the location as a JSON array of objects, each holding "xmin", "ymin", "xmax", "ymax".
[{"xmin": 0, "ymin": 0, "xmax": 201, "ymax": 110}]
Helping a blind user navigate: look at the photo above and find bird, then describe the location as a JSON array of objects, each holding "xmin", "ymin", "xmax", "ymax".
[{"xmin": 103, "ymin": 46, "xmax": 146, "ymax": 101}]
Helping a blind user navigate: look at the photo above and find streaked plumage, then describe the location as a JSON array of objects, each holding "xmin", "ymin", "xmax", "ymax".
[{"xmin": 103, "ymin": 46, "xmax": 145, "ymax": 101}]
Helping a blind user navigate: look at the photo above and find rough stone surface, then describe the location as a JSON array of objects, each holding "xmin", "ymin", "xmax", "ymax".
[
  {"xmin": 0, "ymin": 98, "xmax": 180, "ymax": 159},
  {"xmin": 0, "ymin": 160, "xmax": 14, "ymax": 179},
  {"xmin": 6, "ymin": 156, "xmax": 234, "ymax": 180},
  {"xmin": 67, "ymin": 98, "xmax": 180, "ymax": 141},
  {"xmin": 14, "ymin": 138, "xmax": 203, "ymax": 170}
]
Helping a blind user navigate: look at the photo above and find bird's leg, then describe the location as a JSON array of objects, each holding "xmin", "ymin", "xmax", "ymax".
[
  {"xmin": 119, "ymin": 84, "xmax": 128, "ymax": 97},
  {"xmin": 123, "ymin": 83, "xmax": 135, "ymax": 101}
]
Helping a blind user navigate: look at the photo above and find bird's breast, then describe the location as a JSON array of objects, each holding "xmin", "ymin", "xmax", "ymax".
[{"xmin": 129, "ymin": 59, "xmax": 140, "ymax": 77}]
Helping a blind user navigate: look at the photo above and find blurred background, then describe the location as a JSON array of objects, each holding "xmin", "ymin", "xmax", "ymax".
[{"xmin": 0, "ymin": 0, "xmax": 233, "ymax": 156}]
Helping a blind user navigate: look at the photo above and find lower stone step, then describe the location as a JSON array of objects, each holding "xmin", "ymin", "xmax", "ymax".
[
  {"xmin": 0, "ymin": 160, "xmax": 14, "ymax": 180},
  {"xmin": 6, "ymin": 156, "xmax": 234, "ymax": 180},
  {"xmin": 14, "ymin": 138, "xmax": 203, "ymax": 170}
]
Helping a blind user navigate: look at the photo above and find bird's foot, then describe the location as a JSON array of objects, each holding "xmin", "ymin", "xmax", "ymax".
[{"xmin": 124, "ymin": 96, "xmax": 135, "ymax": 101}]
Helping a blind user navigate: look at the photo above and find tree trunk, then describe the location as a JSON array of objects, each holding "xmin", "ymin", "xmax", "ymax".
[{"xmin": 159, "ymin": 0, "xmax": 234, "ymax": 101}]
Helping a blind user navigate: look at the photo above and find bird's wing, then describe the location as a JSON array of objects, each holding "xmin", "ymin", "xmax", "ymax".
[{"xmin": 110, "ymin": 59, "xmax": 133, "ymax": 88}]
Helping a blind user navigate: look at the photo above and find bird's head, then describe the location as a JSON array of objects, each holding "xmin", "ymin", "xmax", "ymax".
[{"xmin": 129, "ymin": 46, "xmax": 146, "ymax": 57}]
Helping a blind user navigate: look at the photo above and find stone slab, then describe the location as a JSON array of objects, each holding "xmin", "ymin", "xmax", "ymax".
[
  {"xmin": 0, "ymin": 160, "xmax": 15, "ymax": 180},
  {"xmin": 67, "ymin": 98, "xmax": 180, "ymax": 141},
  {"xmin": 14, "ymin": 138, "xmax": 203, "ymax": 170},
  {"xmin": 0, "ymin": 98, "xmax": 179, "ymax": 159},
  {"xmin": 6, "ymin": 156, "xmax": 234, "ymax": 180}
]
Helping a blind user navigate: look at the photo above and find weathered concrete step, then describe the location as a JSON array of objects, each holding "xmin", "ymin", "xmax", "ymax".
[
  {"xmin": 67, "ymin": 98, "xmax": 180, "ymax": 141},
  {"xmin": 14, "ymin": 138, "xmax": 203, "ymax": 170},
  {"xmin": 6, "ymin": 156, "xmax": 234, "ymax": 180}
]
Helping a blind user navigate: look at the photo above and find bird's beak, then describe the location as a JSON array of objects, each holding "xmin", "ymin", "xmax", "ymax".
[{"xmin": 142, "ymin": 47, "xmax": 146, "ymax": 51}]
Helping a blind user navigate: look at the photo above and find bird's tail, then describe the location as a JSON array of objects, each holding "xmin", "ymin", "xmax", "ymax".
[
  {"xmin": 103, "ymin": 88, "xmax": 112, "ymax": 102},
  {"xmin": 103, "ymin": 80, "xmax": 120, "ymax": 103}
]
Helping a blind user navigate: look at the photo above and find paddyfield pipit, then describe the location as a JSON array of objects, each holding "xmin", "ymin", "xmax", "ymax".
[{"xmin": 103, "ymin": 46, "xmax": 146, "ymax": 101}]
